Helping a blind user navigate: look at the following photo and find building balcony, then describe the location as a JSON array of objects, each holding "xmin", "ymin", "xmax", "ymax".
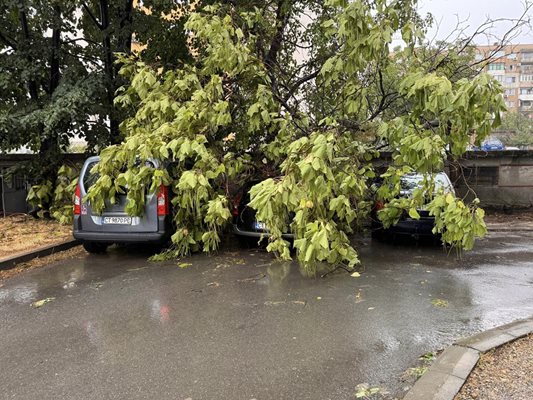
[{"xmin": 519, "ymin": 94, "xmax": 533, "ymax": 101}]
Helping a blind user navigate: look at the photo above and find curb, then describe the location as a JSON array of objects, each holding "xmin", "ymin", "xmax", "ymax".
[
  {"xmin": 0, "ymin": 239, "xmax": 81, "ymax": 271},
  {"xmin": 403, "ymin": 316, "xmax": 533, "ymax": 400},
  {"xmin": 486, "ymin": 223, "xmax": 533, "ymax": 232}
]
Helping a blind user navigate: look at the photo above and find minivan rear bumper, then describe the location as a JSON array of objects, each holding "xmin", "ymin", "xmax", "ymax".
[
  {"xmin": 73, "ymin": 215, "xmax": 172, "ymax": 244},
  {"xmin": 73, "ymin": 230, "xmax": 168, "ymax": 243}
]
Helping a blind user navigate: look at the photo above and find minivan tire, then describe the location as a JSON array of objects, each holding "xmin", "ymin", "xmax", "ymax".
[{"xmin": 83, "ymin": 242, "xmax": 109, "ymax": 254}]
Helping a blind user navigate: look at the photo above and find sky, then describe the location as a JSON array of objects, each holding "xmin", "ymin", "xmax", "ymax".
[{"xmin": 417, "ymin": 0, "xmax": 533, "ymax": 45}]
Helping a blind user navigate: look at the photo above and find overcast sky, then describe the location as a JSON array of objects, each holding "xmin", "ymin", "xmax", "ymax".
[{"xmin": 417, "ymin": 0, "xmax": 533, "ymax": 45}]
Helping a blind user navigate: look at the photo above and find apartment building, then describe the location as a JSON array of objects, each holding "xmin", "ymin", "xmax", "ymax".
[{"xmin": 476, "ymin": 44, "xmax": 533, "ymax": 118}]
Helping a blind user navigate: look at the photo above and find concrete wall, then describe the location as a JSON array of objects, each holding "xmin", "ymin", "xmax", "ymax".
[
  {"xmin": 0, "ymin": 154, "xmax": 86, "ymax": 215},
  {"xmin": 1, "ymin": 151, "xmax": 532, "ymax": 213},
  {"xmin": 450, "ymin": 151, "xmax": 533, "ymax": 209},
  {"xmin": 374, "ymin": 150, "xmax": 533, "ymax": 209}
]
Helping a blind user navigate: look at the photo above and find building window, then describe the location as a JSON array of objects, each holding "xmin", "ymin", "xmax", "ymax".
[
  {"xmin": 505, "ymin": 89, "xmax": 515, "ymax": 95},
  {"xmin": 520, "ymin": 75, "xmax": 533, "ymax": 82},
  {"xmin": 520, "ymin": 88, "xmax": 533, "ymax": 95},
  {"xmin": 505, "ymin": 76, "xmax": 516, "ymax": 84},
  {"xmin": 493, "ymin": 75, "xmax": 505, "ymax": 82},
  {"xmin": 505, "ymin": 101, "xmax": 515, "ymax": 107},
  {"xmin": 488, "ymin": 63, "xmax": 505, "ymax": 70},
  {"xmin": 522, "ymin": 52, "xmax": 533, "ymax": 62},
  {"xmin": 508, "ymin": 53, "xmax": 517, "ymax": 60}
]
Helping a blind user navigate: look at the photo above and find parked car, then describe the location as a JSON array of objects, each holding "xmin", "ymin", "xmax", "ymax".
[
  {"xmin": 73, "ymin": 156, "xmax": 173, "ymax": 253},
  {"xmin": 480, "ymin": 138, "xmax": 504, "ymax": 151},
  {"xmin": 232, "ymin": 180, "xmax": 294, "ymax": 246},
  {"xmin": 371, "ymin": 172, "xmax": 455, "ymax": 241}
]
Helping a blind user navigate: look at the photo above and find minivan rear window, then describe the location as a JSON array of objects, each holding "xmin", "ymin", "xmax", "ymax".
[{"xmin": 83, "ymin": 161, "xmax": 99, "ymax": 191}]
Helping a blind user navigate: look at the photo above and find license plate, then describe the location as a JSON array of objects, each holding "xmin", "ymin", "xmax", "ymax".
[
  {"xmin": 103, "ymin": 216, "xmax": 132, "ymax": 225},
  {"xmin": 254, "ymin": 221, "xmax": 266, "ymax": 230}
]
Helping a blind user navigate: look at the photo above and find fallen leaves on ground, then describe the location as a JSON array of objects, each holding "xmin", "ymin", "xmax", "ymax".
[
  {"xmin": 355, "ymin": 383, "xmax": 389, "ymax": 399},
  {"xmin": 431, "ymin": 298, "xmax": 449, "ymax": 307},
  {"xmin": 177, "ymin": 262, "xmax": 193, "ymax": 268},
  {"xmin": 407, "ymin": 366, "xmax": 428, "ymax": 378},
  {"xmin": 31, "ymin": 297, "xmax": 55, "ymax": 308},
  {"xmin": 0, "ymin": 214, "xmax": 73, "ymax": 259},
  {"xmin": 90, "ymin": 282, "xmax": 104, "ymax": 290}
]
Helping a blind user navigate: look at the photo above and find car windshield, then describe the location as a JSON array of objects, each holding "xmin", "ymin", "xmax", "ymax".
[{"xmin": 400, "ymin": 173, "xmax": 452, "ymax": 194}]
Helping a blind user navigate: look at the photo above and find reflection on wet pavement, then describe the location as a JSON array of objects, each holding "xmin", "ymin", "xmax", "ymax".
[{"xmin": 0, "ymin": 233, "xmax": 532, "ymax": 400}]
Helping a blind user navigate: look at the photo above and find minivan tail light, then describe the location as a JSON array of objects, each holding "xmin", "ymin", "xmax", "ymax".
[
  {"xmin": 74, "ymin": 184, "xmax": 81, "ymax": 215},
  {"xmin": 157, "ymin": 185, "xmax": 169, "ymax": 216},
  {"xmin": 232, "ymin": 191, "xmax": 243, "ymax": 217}
]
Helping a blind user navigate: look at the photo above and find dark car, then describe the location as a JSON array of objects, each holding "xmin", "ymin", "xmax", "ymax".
[
  {"xmin": 232, "ymin": 181, "xmax": 294, "ymax": 246},
  {"xmin": 73, "ymin": 156, "xmax": 173, "ymax": 253},
  {"xmin": 371, "ymin": 172, "xmax": 455, "ymax": 241}
]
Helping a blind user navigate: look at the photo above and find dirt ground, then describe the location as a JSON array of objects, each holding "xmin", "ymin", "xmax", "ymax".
[
  {"xmin": 455, "ymin": 335, "xmax": 533, "ymax": 400},
  {"xmin": 0, "ymin": 214, "xmax": 73, "ymax": 259},
  {"xmin": 484, "ymin": 208, "xmax": 533, "ymax": 224}
]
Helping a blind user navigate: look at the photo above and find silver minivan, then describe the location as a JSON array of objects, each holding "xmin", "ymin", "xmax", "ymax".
[{"xmin": 73, "ymin": 156, "xmax": 172, "ymax": 253}]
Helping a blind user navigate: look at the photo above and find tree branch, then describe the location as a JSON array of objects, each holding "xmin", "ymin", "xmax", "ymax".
[
  {"xmin": 0, "ymin": 30, "xmax": 17, "ymax": 50},
  {"xmin": 264, "ymin": 0, "xmax": 290, "ymax": 68},
  {"xmin": 82, "ymin": 2, "xmax": 103, "ymax": 30}
]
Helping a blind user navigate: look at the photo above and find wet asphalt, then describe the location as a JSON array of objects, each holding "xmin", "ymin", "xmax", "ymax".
[{"xmin": 0, "ymin": 231, "xmax": 532, "ymax": 400}]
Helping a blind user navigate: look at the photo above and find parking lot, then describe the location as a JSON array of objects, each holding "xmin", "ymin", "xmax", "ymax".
[{"xmin": 1, "ymin": 230, "xmax": 532, "ymax": 400}]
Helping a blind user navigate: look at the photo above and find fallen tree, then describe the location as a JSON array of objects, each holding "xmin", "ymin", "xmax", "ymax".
[{"xmin": 85, "ymin": 0, "xmax": 513, "ymax": 273}]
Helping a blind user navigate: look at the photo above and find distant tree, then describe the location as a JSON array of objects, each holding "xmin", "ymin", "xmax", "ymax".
[
  {"xmin": 494, "ymin": 112, "xmax": 533, "ymax": 148},
  {"xmin": 0, "ymin": 0, "xmax": 194, "ymax": 214},
  {"xmin": 0, "ymin": 0, "xmax": 107, "ymax": 210}
]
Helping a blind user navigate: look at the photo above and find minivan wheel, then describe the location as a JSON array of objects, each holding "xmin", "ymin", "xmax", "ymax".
[{"xmin": 83, "ymin": 242, "xmax": 109, "ymax": 254}]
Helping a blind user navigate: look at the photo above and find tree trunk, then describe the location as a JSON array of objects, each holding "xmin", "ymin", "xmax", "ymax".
[
  {"xmin": 99, "ymin": 0, "xmax": 133, "ymax": 145},
  {"xmin": 39, "ymin": 4, "xmax": 63, "ymax": 209},
  {"xmin": 19, "ymin": 10, "xmax": 39, "ymax": 101},
  {"xmin": 20, "ymin": 4, "xmax": 62, "ymax": 192},
  {"xmin": 98, "ymin": 0, "xmax": 120, "ymax": 144}
]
